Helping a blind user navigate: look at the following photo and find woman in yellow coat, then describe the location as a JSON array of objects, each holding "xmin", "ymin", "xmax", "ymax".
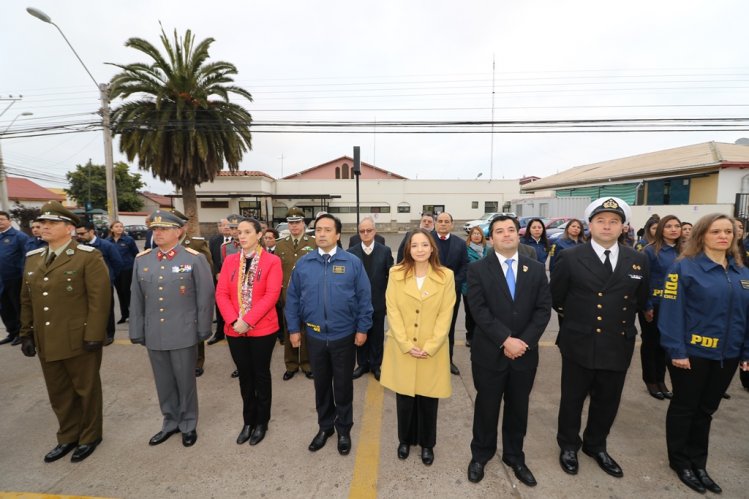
[{"xmin": 380, "ymin": 228, "xmax": 456, "ymax": 466}]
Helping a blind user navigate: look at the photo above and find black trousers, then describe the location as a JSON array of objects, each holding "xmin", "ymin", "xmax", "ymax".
[
  {"xmin": 666, "ymin": 357, "xmax": 738, "ymax": 470},
  {"xmin": 448, "ymin": 287, "xmax": 461, "ymax": 360},
  {"xmin": 638, "ymin": 307, "xmax": 667, "ymax": 384},
  {"xmin": 106, "ymin": 285, "xmax": 115, "ymax": 339},
  {"xmin": 356, "ymin": 310, "xmax": 385, "ymax": 371},
  {"xmin": 0, "ymin": 276, "xmax": 22, "ymax": 337},
  {"xmin": 213, "ymin": 277, "xmax": 225, "ymax": 339},
  {"xmin": 741, "ymin": 369, "xmax": 749, "ymax": 389},
  {"xmin": 227, "ymin": 334, "xmax": 276, "ymax": 427},
  {"xmin": 557, "ymin": 356, "xmax": 627, "ymax": 453},
  {"xmin": 307, "ymin": 334, "xmax": 356, "ymax": 434},
  {"xmin": 113, "ymin": 268, "xmax": 133, "ymax": 319},
  {"xmin": 396, "ymin": 393, "xmax": 439, "ymax": 448},
  {"xmin": 471, "ymin": 363, "xmax": 536, "ymax": 465},
  {"xmin": 463, "ymin": 294, "xmax": 475, "ymax": 342}
]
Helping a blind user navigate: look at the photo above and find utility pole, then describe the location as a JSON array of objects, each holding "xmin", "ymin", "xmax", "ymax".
[{"xmin": 0, "ymin": 96, "xmax": 27, "ymax": 212}]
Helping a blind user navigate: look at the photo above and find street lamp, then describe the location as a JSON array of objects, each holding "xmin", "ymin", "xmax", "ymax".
[
  {"xmin": 27, "ymin": 6, "xmax": 119, "ymax": 221},
  {"xmin": 0, "ymin": 111, "xmax": 34, "ymax": 211}
]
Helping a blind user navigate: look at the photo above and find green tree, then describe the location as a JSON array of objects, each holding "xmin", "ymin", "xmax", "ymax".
[
  {"xmin": 107, "ymin": 27, "xmax": 253, "ymax": 236},
  {"xmin": 65, "ymin": 160, "xmax": 145, "ymax": 212},
  {"xmin": 10, "ymin": 204, "xmax": 41, "ymax": 233}
]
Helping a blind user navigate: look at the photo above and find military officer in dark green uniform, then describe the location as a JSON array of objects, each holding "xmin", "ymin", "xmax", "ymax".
[
  {"xmin": 276, "ymin": 208, "xmax": 317, "ymax": 380},
  {"xmin": 19, "ymin": 201, "xmax": 112, "ymax": 463},
  {"xmin": 129, "ymin": 210, "xmax": 214, "ymax": 447}
]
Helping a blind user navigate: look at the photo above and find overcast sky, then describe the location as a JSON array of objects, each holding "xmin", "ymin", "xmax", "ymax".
[{"xmin": 2, "ymin": 0, "xmax": 749, "ymax": 193}]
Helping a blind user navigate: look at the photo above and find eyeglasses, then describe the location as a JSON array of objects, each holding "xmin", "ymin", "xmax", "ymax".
[{"xmin": 358, "ymin": 229, "xmax": 374, "ymax": 234}]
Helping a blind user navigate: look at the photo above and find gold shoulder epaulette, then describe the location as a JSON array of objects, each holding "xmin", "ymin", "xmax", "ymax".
[
  {"xmin": 136, "ymin": 248, "xmax": 152, "ymax": 257},
  {"xmin": 185, "ymin": 247, "xmax": 199, "ymax": 255}
]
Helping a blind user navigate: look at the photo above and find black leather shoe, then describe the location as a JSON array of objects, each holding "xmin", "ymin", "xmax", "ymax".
[
  {"xmin": 103, "ymin": 337, "xmax": 114, "ymax": 346},
  {"xmin": 646, "ymin": 383, "xmax": 665, "ymax": 400},
  {"xmin": 695, "ymin": 469, "xmax": 721, "ymax": 494},
  {"xmin": 467, "ymin": 460, "xmax": 484, "ymax": 483},
  {"xmin": 352, "ymin": 366, "xmax": 370, "ymax": 379},
  {"xmin": 675, "ymin": 468, "xmax": 706, "ymax": 493},
  {"xmin": 195, "ymin": 367, "xmax": 204, "ymax": 377},
  {"xmin": 231, "ymin": 369, "xmax": 239, "ymax": 378},
  {"xmin": 308, "ymin": 428, "xmax": 334, "ymax": 452},
  {"xmin": 583, "ymin": 449, "xmax": 623, "ymax": 478},
  {"xmin": 503, "ymin": 459, "xmax": 537, "ymax": 487},
  {"xmin": 0, "ymin": 335, "xmax": 15, "ymax": 345},
  {"xmin": 397, "ymin": 443, "xmax": 410, "ymax": 460},
  {"xmin": 149, "ymin": 428, "xmax": 179, "ymax": 446},
  {"xmin": 372, "ymin": 368, "xmax": 381, "ymax": 381},
  {"xmin": 207, "ymin": 336, "xmax": 224, "ymax": 345},
  {"xmin": 337, "ymin": 433, "xmax": 351, "ymax": 455},
  {"xmin": 450, "ymin": 363, "xmax": 460, "ymax": 375},
  {"xmin": 71, "ymin": 438, "xmax": 102, "ymax": 462},
  {"xmin": 722, "ymin": 392, "xmax": 731, "ymax": 399},
  {"xmin": 10, "ymin": 336, "xmax": 23, "ymax": 346},
  {"xmin": 44, "ymin": 442, "xmax": 77, "ymax": 463},
  {"xmin": 283, "ymin": 370, "xmax": 297, "ymax": 381},
  {"xmin": 117, "ymin": 317, "xmax": 128, "ymax": 324},
  {"xmin": 182, "ymin": 430, "xmax": 198, "ymax": 447},
  {"xmin": 304, "ymin": 371, "xmax": 314, "ymax": 380},
  {"xmin": 249, "ymin": 425, "xmax": 267, "ymax": 446},
  {"xmin": 559, "ymin": 450, "xmax": 578, "ymax": 475},
  {"xmin": 658, "ymin": 383, "xmax": 673, "ymax": 399},
  {"xmin": 237, "ymin": 425, "xmax": 252, "ymax": 445},
  {"xmin": 421, "ymin": 447, "xmax": 434, "ymax": 466}
]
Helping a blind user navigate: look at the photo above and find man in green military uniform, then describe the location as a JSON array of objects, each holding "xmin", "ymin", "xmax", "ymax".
[
  {"xmin": 19, "ymin": 201, "xmax": 112, "ymax": 463},
  {"xmin": 276, "ymin": 208, "xmax": 317, "ymax": 380}
]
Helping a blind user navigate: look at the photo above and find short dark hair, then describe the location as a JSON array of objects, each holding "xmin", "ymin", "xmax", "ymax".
[
  {"xmin": 420, "ymin": 212, "xmax": 436, "ymax": 221},
  {"xmin": 79, "ymin": 221, "xmax": 96, "ymax": 232},
  {"xmin": 489, "ymin": 215, "xmax": 519, "ymax": 234},
  {"xmin": 437, "ymin": 212, "xmax": 453, "ymax": 222},
  {"xmin": 265, "ymin": 228, "xmax": 280, "ymax": 239},
  {"xmin": 0, "ymin": 210, "xmax": 10, "ymax": 220},
  {"xmin": 315, "ymin": 213, "xmax": 342, "ymax": 234}
]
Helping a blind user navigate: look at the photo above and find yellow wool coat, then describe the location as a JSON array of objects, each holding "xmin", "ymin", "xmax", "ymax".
[{"xmin": 379, "ymin": 265, "xmax": 455, "ymax": 398}]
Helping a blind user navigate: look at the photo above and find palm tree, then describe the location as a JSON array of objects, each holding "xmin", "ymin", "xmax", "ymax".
[{"xmin": 108, "ymin": 27, "xmax": 252, "ymax": 235}]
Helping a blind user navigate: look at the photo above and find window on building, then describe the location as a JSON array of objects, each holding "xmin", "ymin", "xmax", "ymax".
[
  {"xmin": 646, "ymin": 178, "xmax": 690, "ymax": 205},
  {"xmin": 484, "ymin": 201, "xmax": 498, "ymax": 212},
  {"xmin": 422, "ymin": 204, "xmax": 445, "ymax": 215},
  {"xmin": 238, "ymin": 200, "xmax": 261, "ymax": 218},
  {"xmin": 342, "ymin": 164, "xmax": 350, "ymax": 179},
  {"xmin": 200, "ymin": 201, "xmax": 229, "ymax": 209},
  {"xmin": 471, "ymin": 201, "xmax": 479, "ymax": 209},
  {"xmin": 398, "ymin": 203, "xmax": 410, "ymax": 213},
  {"xmin": 335, "ymin": 167, "xmax": 341, "ymax": 179},
  {"xmin": 327, "ymin": 205, "xmax": 391, "ymax": 214}
]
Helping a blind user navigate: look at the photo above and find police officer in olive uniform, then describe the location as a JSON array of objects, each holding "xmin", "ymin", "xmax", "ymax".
[
  {"xmin": 551, "ymin": 197, "xmax": 649, "ymax": 479},
  {"xmin": 19, "ymin": 201, "xmax": 112, "ymax": 463},
  {"xmin": 129, "ymin": 210, "xmax": 214, "ymax": 447},
  {"xmin": 277, "ymin": 208, "xmax": 317, "ymax": 380}
]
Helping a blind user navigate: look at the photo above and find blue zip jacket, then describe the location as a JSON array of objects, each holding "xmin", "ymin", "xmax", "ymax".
[
  {"xmin": 548, "ymin": 237, "xmax": 583, "ymax": 272},
  {"xmin": 643, "ymin": 244, "xmax": 678, "ymax": 310},
  {"xmin": 659, "ymin": 254, "xmax": 749, "ymax": 362},
  {"xmin": 24, "ymin": 237, "xmax": 47, "ymax": 253},
  {"xmin": 0, "ymin": 227, "xmax": 30, "ymax": 280},
  {"xmin": 107, "ymin": 234, "xmax": 139, "ymax": 271},
  {"xmin": 521, "ymin": 236, "xmax": 548, "ymax": 264},
  {"xmin": 285, "ymin": 248, "xmax": 373, "ymax": 341},
  {"xmin": 86, "ymin": 236, "xmax": 124, "ymax": 283}
]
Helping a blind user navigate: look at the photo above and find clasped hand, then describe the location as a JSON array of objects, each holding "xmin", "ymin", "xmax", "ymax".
[
  {"xmin": 503, "ymin": 337, "xmax": 529, "ymax": 359},
  {"xmin": 233, "ymin": 318, "xmax": 250, "ymax": 334},
  {"xmin": 408, "ymin": 347, "xmax": 428, "ymax": 359}
]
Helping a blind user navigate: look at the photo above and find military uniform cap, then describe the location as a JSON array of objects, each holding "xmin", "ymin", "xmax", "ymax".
[
  {"xmin": 147, "ymin": 209, "xmax": 184, "ymax": 228},
  {"xmin": 286, "ymin": 208, "xmax": 305, "ymax": 222},
  {"xmin": 168, "ymin": 208, "xmax": 189, "ymax": 222},
  {"xmin": 36, "ymin": 201, "xmax": 80, "ymax": 226},
  {"xmin": 584, "ymin": 196, "xmax": 631, "ymax": 224},
  {"xmin": 226, "ymin": 214, "xmax": 242, "ymax": 227}
]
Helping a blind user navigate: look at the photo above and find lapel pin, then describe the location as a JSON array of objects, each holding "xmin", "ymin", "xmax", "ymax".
[
  {"xmin": 522, "ymin": 265, "xmax": 528, "ymax": 273},
  {"xmin": 66, "ymin": 249, "xmax": 74, "ymax": 255}
]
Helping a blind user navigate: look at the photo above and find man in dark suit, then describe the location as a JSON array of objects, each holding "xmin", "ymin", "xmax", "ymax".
[
  {"xmin": 207, "ymin": 218, "xmax": 231, "ymax": 345},
  {"xmin": 551, "ymin": 197, "xmax": 649, "ymax": 479},
  {"xmin": 466, "ymin": 215, "xmax": 551, "ymax": 487},
  {"xmin": 348, "ymin": 217, "xmax": 394, "ymax": 381},
  {"xmin": 347, "ymin": 230, "xmax": 385, "ymax": 249},
  {"xmin": 432, "ymin": 211, "xmax": 469, "ymax": 375}
]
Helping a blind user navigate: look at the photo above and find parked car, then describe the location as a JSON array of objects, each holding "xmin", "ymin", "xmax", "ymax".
[
  {"xmin": 463, "ymin": 212, "xmax": 516, "ymax": 234},
  {"xmin": 547, "ymin": 220, "xmax": 590, "ymax": 242},
  {"xmin": 125, "ymin": 225, "xmax": 148, "ymax": 240},
  {"xmin": 518, "ymin": 216, "xmax": 571, "ymax": 236}
]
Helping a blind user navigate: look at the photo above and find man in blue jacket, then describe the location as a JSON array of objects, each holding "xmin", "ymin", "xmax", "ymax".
[
  {"xmin": 75, "ymin": 222, "xmax": 123, "ymax": 345},
  {"xmin": 0, "ymin": 210, "xmax": 30, "ymax": 346},
  {"xmin": 286, "ymin": 213, "xmax": 373, "ymax": 456}
]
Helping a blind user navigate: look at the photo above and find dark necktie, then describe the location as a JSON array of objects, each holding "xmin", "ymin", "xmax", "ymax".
[
  {"xmin": 323, "ymin": 254, "xmax": 331, "ymax": 264},
  {"xmin": 294, "ymin": 239, "xmax": 299, "ymax": 249},
  {"xmin": 603, "ymin": 249, "xmax": 613, "ymax": 275},
  {"xmin": 47, "ymin": 252, "xmax": 57, "ymax": 266}
]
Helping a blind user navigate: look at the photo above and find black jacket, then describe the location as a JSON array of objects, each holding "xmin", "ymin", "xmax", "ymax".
[{"xmin": 347, "ymin": 241, "xmax": 394, "ymax": 313}]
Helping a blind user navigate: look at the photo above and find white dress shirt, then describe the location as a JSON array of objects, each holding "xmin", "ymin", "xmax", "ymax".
[
  {"xmin": 590, "ymin": 239, "xmax": 619, "ymax": 270},
  {"xmin": 495, "ymin": 251, "xmax": 519, "ymax": 280}
]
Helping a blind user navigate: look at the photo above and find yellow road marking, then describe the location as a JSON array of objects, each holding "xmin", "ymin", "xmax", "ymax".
[{"xmin": 349, "ymin": 378, "xmax": 384, "ymax": 499}]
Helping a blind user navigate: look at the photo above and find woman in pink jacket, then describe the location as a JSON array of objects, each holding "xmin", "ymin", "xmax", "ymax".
[{"xmin": 216, "ymin": 217, "xmax": 283, "ymax": 446}]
